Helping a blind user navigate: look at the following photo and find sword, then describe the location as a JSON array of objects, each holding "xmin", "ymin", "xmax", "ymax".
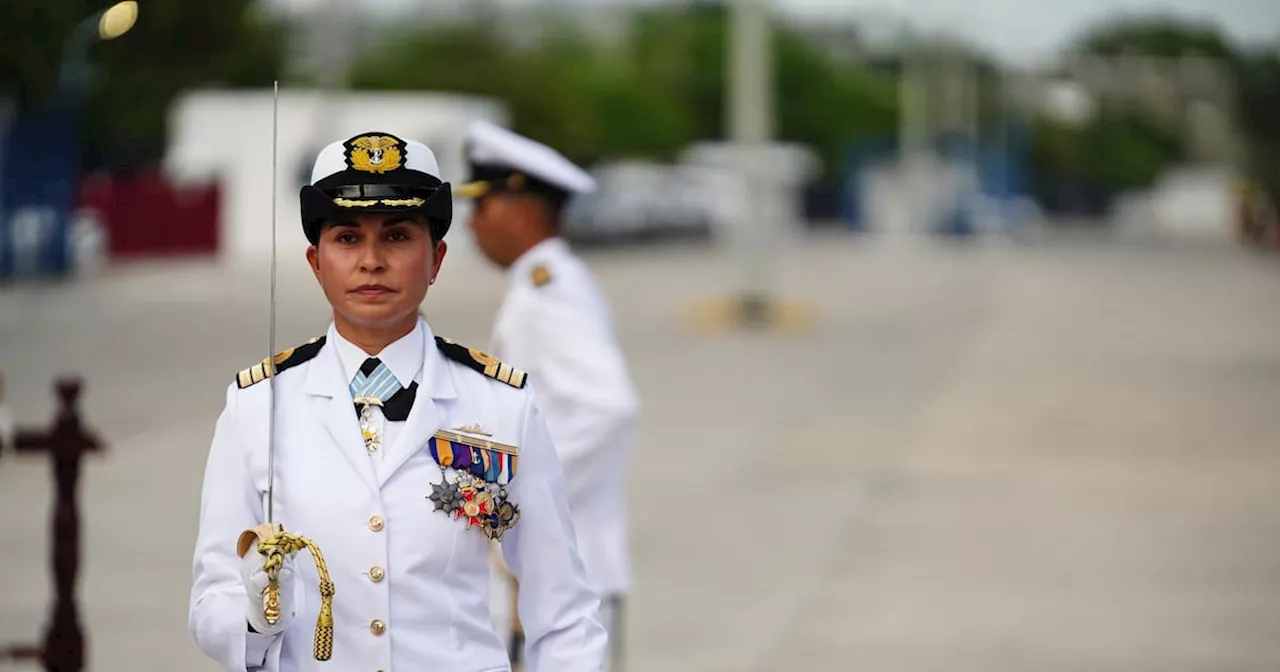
[
  {"xmin": 233, "ymin": 81, "xmax": 337, "ymax": 661},
  {"xmin": 268, "ymin": 78, "xmax": 280, "ymax": 522},
  {"xmin": 261, "ymin": 78, "xmax": 282, "ymax": 626}
]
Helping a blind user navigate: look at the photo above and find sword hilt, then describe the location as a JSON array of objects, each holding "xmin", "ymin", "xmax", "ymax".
[{"xmin": 237, "ymin": 522, "xmax": 336, "ymax": 661}]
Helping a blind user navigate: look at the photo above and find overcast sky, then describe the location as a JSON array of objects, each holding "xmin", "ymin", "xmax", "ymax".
[
  {"xmin": 786, "ymin": 0, "xmax": 1280, "ymax": 64},
  {"xmin": 274, "ymin": 0, "xmax": 1280, "ymax": 65}
]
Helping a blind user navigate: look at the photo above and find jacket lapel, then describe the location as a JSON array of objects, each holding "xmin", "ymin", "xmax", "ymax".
[
  {"xmin": 376, "ymin": 331, "xmax": 457, "ymax": 488},
  {"xmin": 304, "ymin": 339, "xmax": 380, "ymax": 497}
]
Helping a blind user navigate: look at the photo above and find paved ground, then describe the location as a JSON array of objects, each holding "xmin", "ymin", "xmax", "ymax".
[{"xmin": 2, "ymin": 229, "xmax": 1279, "ymax": 671}]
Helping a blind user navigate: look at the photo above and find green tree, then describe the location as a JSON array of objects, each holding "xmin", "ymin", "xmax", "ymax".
[
  {"xmin": 623, "ymin": 3, "xmax": 899, "ymax": 176},
  {"xmin": 1076, "ymin": 14, "xmax": 1238, "ymax": 61},
  {"xmin": 1068, "ymin": 15, "xmax": 1280, "ymax": 203},
  {"xmin": 1027, "ymin": 14, "xmax": 1231, "ymax": 211},
  {"xmin": 350, "ymin": 3, "xmax": 899, "ymax": 179},
  {"xmin": 0, "ymin": 0, "xmax": 285, "ymax": 170},
  {"xmin": 349, "ymin": 22, "xmax": 614, "ymax": 163},
  {"xmin": 1082, "ymin": 108, "xmax": 1187, "ymax": 191}
]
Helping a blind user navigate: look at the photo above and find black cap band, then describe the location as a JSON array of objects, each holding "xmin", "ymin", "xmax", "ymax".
[
  {"xmin": 465, "ymin": 162, "xmax": 571, "ymax": 209},
  {"xmin": 299, "ymin": 181, "xmax": 453, "ymax": 244}
]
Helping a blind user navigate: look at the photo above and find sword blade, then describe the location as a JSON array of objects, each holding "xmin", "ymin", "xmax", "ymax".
[{"xmin": 267, "ymin": 79, "xmax": 279, "ymax": 522}]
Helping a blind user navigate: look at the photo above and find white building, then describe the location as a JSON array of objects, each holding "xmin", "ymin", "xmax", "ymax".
[{"xmin": 163, "ymin": 89, "xmax": 506, "ymax": 266}]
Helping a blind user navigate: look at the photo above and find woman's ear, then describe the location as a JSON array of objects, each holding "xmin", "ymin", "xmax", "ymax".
[
  {"xmin": 431, "ymin": 240, "xmax": 448, "ymax": 282},
  {"xmin": 305, "ymin": 245, "xmax": 322, "ymax": 283}
]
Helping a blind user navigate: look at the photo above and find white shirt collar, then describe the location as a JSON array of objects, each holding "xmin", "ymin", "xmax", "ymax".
[
  {"xmin": 330, "ymin": 317, "xmax": 424, "ymax": 388},
  {"xmin": 508, "ymin": 237, "xmax": 569, "ymax": 285}
]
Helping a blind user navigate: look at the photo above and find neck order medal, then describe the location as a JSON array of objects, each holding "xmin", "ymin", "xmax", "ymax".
[{"xmin": 353, "ymin": 395, "xmax": 383, "ymax": 453}]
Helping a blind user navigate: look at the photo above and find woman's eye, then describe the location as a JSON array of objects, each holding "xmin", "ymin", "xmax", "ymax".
[
  {"xmin": 386, "ymin": 229, "xmax": 409, "ymax": 242},
  {"xmin": 337, "ymin": 233, "xmax": 358, "ymax": 244}
]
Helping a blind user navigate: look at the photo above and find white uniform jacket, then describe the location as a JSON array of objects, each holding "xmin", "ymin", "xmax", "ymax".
[
  {"xmin": 491, "ymin": 238, "xmax": 639, "ymax": 596},
  {"xmin": 189, "ymin": 318, "xmax": 607, "ymax": 672}
]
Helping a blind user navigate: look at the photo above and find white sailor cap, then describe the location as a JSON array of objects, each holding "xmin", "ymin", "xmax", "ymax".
[
  {"xmin": 299, "ymin": 131, "xmax": 453, "ymax": 243},
  {"xmin": 458, "ymin": 120, "xmax": 596, "ymax": 203}
]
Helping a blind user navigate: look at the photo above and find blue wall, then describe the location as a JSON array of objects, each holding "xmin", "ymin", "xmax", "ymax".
[
  {"xmin": 0, "ymin": 109, "xmax": 77, "ymax": 280},
  {"xmin": 836, "ymin": 123, "xmax": 1033, "ymax": 234}
]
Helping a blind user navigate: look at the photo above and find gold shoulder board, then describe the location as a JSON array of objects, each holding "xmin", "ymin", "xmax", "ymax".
[
  {"xmin": 235, "ymin": 336, "xmax": 327, "ymax": 389},
  {"xmin": 434, "ymin": 337, "xmax": 527, "ymax": 389}
]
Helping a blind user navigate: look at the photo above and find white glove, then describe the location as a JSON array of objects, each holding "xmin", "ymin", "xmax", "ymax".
[{"xmin": 240, "ymin": 545, "xmax": 296, "ymax": 636}]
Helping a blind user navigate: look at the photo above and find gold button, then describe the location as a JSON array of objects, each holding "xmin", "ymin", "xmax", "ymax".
[
  {"xmin": 370, "ymin": 619, "xmax": 386, "ymax": 636},
  {"xmin": 369, "ymin": 565, "xmax": 385, "ymax": 583},
  {"xmin": 368, "ymin": 515, "xmax": 385, "ymax": 532}
]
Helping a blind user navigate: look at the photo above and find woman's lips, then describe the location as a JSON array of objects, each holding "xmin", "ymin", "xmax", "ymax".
[{"xmin": 351, "ymin": 284, "xmax": 395, "ymax": 296}]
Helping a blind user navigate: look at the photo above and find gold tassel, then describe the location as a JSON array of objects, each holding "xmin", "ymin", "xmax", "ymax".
[{"xmin": 238, "ymin": 524, "xmax": 337, "ymax": 661}]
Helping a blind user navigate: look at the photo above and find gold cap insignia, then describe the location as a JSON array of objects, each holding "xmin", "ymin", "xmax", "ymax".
[
  {"xmin": 531, "ymin": 265, "xmax": 552, "ymax": 287},
  {"xmin": 344, "ymin": 134, "xmax": 405, "ymax": 174}
]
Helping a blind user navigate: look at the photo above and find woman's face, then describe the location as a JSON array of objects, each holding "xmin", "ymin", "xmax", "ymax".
[{"xmin": 305, "ymin": 213, "xmax": 447, "ymax": 334}]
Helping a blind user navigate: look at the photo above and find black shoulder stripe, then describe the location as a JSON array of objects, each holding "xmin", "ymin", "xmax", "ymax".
[
  {"xmin": 435, "ymin": 336, "xmax": 527, "ymax": 389},
  {"xmin": 235, "ymin": 336, "xmax": 327, "ymax": 389}
]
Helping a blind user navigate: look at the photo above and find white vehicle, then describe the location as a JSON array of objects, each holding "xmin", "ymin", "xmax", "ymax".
[
  {"xmin": 563, "ymin": 143, "xmax": 819, "ymax": 246},
  {"xmin": 563, "ymin": 160, "xmax": 721, "ymax": 245}
]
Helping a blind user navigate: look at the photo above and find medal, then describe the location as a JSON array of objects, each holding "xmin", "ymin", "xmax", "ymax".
[
  {"xmin": 427, "ymin": 432, "xmax": 521, "ymax": 540},
  {"xmin": 353, "ymin": 395, "xmax": 383, "ymax": 453},
  {"xmin": 428, "ymin": 473, "xmax": 462, "ymax": 512}
]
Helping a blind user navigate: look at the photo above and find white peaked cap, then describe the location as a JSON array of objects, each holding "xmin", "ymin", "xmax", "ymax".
[
  {"xmin": 299, "ymin": 131, "xmax": 453, "ymax": 244},
  {"xmin": 309, "ymin": 134, "xmax": 441, "ymax": 184},
  {"xmin": 463, "ymin": 119, "xmax": 596, "ymax": 195}
]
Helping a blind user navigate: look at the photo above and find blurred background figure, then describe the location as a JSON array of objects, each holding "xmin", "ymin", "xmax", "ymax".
[
  {"xmin": 3, "ymin": 0, "xmax": 1280, "ymax": 671},
  {"xmin": 459, "ymin": 118, "xmax": 639, "ymax": 671}
]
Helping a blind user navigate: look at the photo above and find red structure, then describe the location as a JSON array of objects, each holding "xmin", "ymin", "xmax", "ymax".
[{"xmin": 77, "ymin": 170, "xmax": 220, "ymax": 259}]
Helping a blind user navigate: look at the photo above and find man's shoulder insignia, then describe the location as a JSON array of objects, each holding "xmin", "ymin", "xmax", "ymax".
[
  {"xmin": 434, "ymin": 336, "xmax": 527, "ymax": 389},
  {"xmin": 530, "ymin": 265, "xmax": 552, "ymax": 288},
  {"xmin": 235, "ymin": 336, "xmax": 327, "ymax": 389}
]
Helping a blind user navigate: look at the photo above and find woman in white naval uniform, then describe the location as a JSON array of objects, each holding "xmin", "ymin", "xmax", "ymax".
[{"xmin": 189, "ymin": 132, "xmax": 607, "ymax": 672}]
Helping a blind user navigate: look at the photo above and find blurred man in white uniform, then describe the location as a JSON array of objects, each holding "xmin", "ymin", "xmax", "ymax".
[{"xmin": 459, "ymin": 120, "xmax": 638, "ymax": 670}]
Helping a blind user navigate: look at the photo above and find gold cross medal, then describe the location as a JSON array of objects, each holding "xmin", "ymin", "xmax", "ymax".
[{"xmin": 353, "ymin": 395, "xmax": 383, "ymax": 453}]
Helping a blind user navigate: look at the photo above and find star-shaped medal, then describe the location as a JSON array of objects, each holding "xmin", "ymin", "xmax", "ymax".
[{"xmin": 428, "ymin": 479, "xmax": 461, "ymax": 512}]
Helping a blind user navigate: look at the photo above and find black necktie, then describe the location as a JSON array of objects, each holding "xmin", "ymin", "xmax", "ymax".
[{"xmin": 379, "ymin": 382, "xmax": 417, "ymax": 421}]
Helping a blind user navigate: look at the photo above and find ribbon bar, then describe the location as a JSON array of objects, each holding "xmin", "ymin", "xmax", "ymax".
[
  {"xmin": 434, "ymin": 429, "xmax": 518, "ymax": 456},
  {"xmin": 429, "ymin": 434, "xmax": 518, "ymax": 485}
]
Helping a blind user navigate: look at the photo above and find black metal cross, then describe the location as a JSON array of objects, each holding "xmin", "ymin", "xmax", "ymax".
[{"xmin": 1, "ymin": 378, "xmax": 103, "ymax": 672}]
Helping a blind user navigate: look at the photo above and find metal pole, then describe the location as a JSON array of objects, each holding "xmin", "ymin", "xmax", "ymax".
[
  {"xmin": 0, "ymin": 98, "xmax": 11, "ymax": 280},
  {"xmin": 56, "ymin": 13, "xmax": 106, "ymax": 105},
  {"xmin": 46, "ymin": 10, "xmax": 104, "ymax": 280},
  {"xmin": 308, "ymin": 0, "xmax": 352, "ymax": 142},
  {"xmin": 727, "ymin": 0, "xmax": 773, "ymax": 325},
  {"xmin": 899, "ymin": 37, "xmax": 929, "ymax": 233}
]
